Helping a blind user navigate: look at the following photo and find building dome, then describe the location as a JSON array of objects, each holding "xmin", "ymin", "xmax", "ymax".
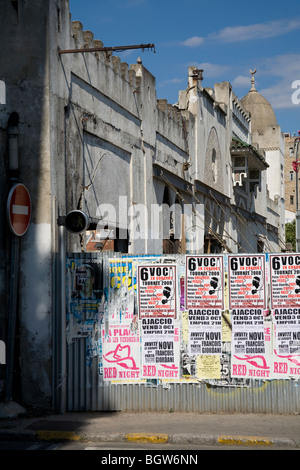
[{"xmin": 240, "ymin": 69, "xmax": 277, "ymax": 134}]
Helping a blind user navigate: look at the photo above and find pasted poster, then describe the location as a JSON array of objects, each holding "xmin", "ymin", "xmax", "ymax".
[
  {"xmin": 141, "ymin": 318, "xmax": 180, "ymax": 379},
  {"xmin": 109, "ymin": 258, "xmax": 135, "ymax": 324},
  {"xmin": 137, "ymin": 264, "xmax": 177, "ymax": 319},
  {"xmin": 269, "ymin": 255, "xmax": 300, "ymax": 378},
  {"xmin": 231, "ymin": 308, "xmax": 265, "ymax": 356},
  {"xmin": 109, "ymin": 256, "xmax": 159, "ymax": 293},
  {"xmin": 102, "ymin": 324, "xmax": 140, "ymax": 382},
  {"xmin": 67, "ymin": 259, "xmax": 106, "ymax": 322},
  {"xmin": 109, "ymin": 258, "xmax": 136, "ymax": 292},
  {"xmin": 231, "ymin": 322, "xmax": 271, "ymax": 379},
  {"xmin": 141, "ymin": 317, "xmax": 175, "ymax": 340},
  {"xmin": 272, "ymin": 308, "xmax": 300, "ymax": 378},
  {"xmin": 66, "ymin": 259, "xmax": 106, "ymax": 365},
  {"xmin": 196, "ymin": 355, "xmax": 221, "ymax": 379},
  {"xmin": 269, "ymin": 254, "xmax": 300, "ymax": 308},
  {"xmin": 185, "ymin": 255, "xmax": 224, "ymax": 309},
  {"xmin": 228, "ymin": 255, "xmax": 266, "ymax": 309},
  {"xmin": 188, "ymin": 309, "xmax": 222, "ymax": 355}
]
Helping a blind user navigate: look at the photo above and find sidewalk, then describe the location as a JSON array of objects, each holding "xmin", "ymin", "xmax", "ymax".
[{"xmin": 0, "ymin": 404, "xmax": 299, "ymax": 448}]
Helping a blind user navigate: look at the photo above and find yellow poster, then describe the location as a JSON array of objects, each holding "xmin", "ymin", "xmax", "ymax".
[{"xmin": 196, "ymin": 355, "xmax": 221, "ymax": 379}]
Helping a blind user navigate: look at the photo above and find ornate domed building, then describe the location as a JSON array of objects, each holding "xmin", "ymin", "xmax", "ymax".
[
  {"xmin": 240, "ymin": 70, "xmax": 285, "ymax": 248},
  {"xmin": 241, "ymin": 69, "xmax": 278, "ymax": 134}
]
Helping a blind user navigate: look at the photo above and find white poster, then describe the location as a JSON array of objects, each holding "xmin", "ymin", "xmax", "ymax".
[
  {"xmin": 188, "ymin": 309, "xmax": 222, "ymax": 355},
  {"xmin": 231, "ymin": 308, "xmax": 265, "ymax": 356},
  {"xmin": 102, "ymin": 324, "xmax": 140, "ymax": 381},
  {"xmin": 141, "ymin": 319, "xmax": 180, "ymax": 379},
  {"xmin": 231, "ymin": 322, "xmax": 272, "ymax": 379},
  {"xmin": 273, "ymin": 308, "xmax": 300, "ymax": 356}
]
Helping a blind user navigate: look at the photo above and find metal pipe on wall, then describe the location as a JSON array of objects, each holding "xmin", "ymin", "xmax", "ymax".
[
  {"xmin": 58, "ymin": 224, "xmax": 67, "ymax": 414},
  {"xmin": 5, "ymin": 112, "xmax": 20, "ymax": 402}
]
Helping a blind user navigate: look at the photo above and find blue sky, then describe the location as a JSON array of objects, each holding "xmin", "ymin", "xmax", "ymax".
[{"xmin": 69, "ymin": 0, "xmax": 300, "ymax": 135}]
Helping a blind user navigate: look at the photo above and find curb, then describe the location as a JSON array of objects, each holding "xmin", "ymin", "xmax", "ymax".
[
  {"xmin": 0, "ymin": 429, "xmax": 298, "ymax": 448},
  {"xmin": 85, "ymin": 432, "xmax": 298, "ymax": 448},
  {"xmin": 167, "ymin": 433, "xmax": 297, "ymax": 448},
  {"xmin": 36, "ymin": 430, "xmax": 81, "ymax": 441}
]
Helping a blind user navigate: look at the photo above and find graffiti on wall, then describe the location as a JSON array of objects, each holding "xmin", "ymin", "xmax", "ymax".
[{"xmin": 66, "ymin": 253, "xmax": 300, "ymax": 385}]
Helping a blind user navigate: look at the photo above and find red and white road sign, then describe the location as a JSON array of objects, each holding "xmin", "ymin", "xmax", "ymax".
[{"xmin": 7, "ymin": 183, "xmax": 31, "ymax": 236}]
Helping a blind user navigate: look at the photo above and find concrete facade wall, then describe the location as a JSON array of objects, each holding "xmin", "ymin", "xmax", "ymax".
[
  {"xmin": 284, "ymin": 134, "xmax": 297, "ymax": 223},
  {"xmin": 0, "ymin": 0, "xmax": 53, "ymax": 406},
  {"xmin": 252, "ymin": 126, "xmax": 285, "ymax": 246}
]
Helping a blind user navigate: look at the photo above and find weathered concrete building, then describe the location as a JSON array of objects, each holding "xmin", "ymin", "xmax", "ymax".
[
  {"xmin": 0, "ymin": 0, "xmax": 285, "ymax": 409},
  {"xmin": 284, "ymin": 132, "xmax": 299, "ymax": 223}
]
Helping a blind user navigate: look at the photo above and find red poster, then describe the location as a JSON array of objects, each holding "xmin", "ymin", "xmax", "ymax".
[
  {"xmin": 137, "ymin": 264, "xmax": 177, "ymax": 319},
  {"xmin": 185, "ymin": 255, "xmax": 224, "ymax": 309}
]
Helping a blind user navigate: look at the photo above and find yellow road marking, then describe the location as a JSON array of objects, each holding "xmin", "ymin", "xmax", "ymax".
[
  {"xmin": 218, "ymin": 435, "xmax": 273, "ymax": 446},
  {"xmin": 126, "ymin": 432, "xmax": 168, "ymax": 443}
]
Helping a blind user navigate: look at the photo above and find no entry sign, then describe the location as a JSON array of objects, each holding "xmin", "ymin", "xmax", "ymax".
[{"xmin": 7, "ymin": 183, "xmax": 31, "ymax": 236}]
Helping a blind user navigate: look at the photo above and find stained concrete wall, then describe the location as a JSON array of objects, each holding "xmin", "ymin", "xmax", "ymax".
[
  {"xmin": 0, "ymin": 0, "xmax": 54, "ymax": 406},
  {"xmin": 55, "ymin": 16, "xmax": 198, "ymax": 255}
]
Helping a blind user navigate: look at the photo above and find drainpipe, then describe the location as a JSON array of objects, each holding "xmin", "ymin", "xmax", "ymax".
[
  {"xmin": 7, "ymin": 112, "xmax": 19, "ymax": 180},
  {"xmin": 58, "ymin": 223, "xmax": 66, "ymax": 414},
  {"xmin": 5, "ymin": 112, "xmax": 20, "ymax": 402}
]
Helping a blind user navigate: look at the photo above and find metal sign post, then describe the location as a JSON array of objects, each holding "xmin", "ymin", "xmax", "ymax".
[
  {"xmin": 5, "ymin": 183, "xmax": 31, "ymax": 402},
  {"xmin": 5, "ymin": 235, "xmax": 19, "ymax": 402}
]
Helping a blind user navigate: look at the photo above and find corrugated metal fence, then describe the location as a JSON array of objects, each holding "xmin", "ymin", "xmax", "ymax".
[{"xmin": 56, "ymin": 252, "xmax": 300, "ymax": 413}]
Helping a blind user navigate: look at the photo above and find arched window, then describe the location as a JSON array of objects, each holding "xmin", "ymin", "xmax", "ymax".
[{"xmin": 205, "ymin": 127, "xmax": 223, "ymax": 191}]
